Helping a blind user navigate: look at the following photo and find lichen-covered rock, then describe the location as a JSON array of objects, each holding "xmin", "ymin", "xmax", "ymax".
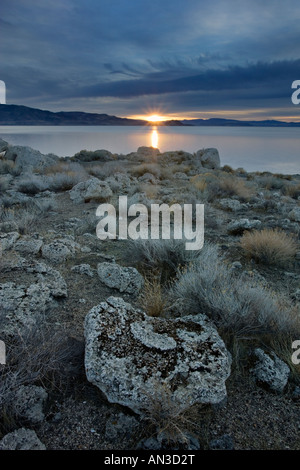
[
  {"xmin": 0, "ymin": 231, "xmax": 20, "ymax": 251},
  {"xmin": 288, "ymin": 207, "xmax": 300, "ymax": 222},
  {"xmin": 69, "ymin": 177, "xmax": 112, "ymax": 203},
  {"xmin": 4, "ymin": 144, "xmax": 59, "ymax": 174},
  {"xmin": 196, "ymin": 148, "xmax": 220, "ymax": 169},
  {"xmin": 71, "ymin": 263, "xmax": 95, "ymax": 277},
  {"xmin": 0, "ymin": 428, "xmax": 46, "ymax": 450},
  {"xmin": 97, "ymin": 262, "xmax": 144, "ymax": 294},
  {"xmin": 14, "ymin": 237, "xmax": 44, "ymax": 255},
  {"xmin": 105, "ymin": 172, "xmax": 137, "ymax": 193},
  {"xmin": 14, "ymin": 385, "xmax": 48, "ymax": 424},
  {"xmin": 227, "ymin": 218, "xmax": 262, "ymax": 235},
  {"xmin": 218, "ymin": 198, "xmax": 247, "ymax": 212},
  {"xmin": 42, "ymin": 241, "xmax": 72, "ymax": 264},
  {"xmin": 250, "ymin": 348, "xmax": 290, "ymax": 393},
  {"xmin": 84, "ymin": 297, "xmax": 231, "ymax": 415},
  {"xmin": 0, "ymin": 261, "xmax": 67, "ymax": 335}
]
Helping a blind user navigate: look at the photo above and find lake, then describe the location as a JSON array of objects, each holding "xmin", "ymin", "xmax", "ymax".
[{"xmin": 0, "ymin": 125, "xmax": 299, "ymax": 174}]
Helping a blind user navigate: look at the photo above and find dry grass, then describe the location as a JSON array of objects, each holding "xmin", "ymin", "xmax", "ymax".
[
  {"xmin": 130, "ymin": 163, "xmax": 161, "ymax": 178},
  {"xmin": 190, "ymin": 173, "xmax": 253, "ymax": 202},
  {"xmin": 240, "ymin": 228, "xmax": 298, "ymax": 267},
  {"xmin": 216, "ymin": 175, "xmax": 253, "ymax": 200},
  {"xmin": 139, "ymin": 275, "xmax": 167, "ymax": 317},
  {"xmin": 283, "ymin": 182, "xmax": 300, "ymax": 199},
  {"xmin": 141, "ymin": 381, "xmax": 199, "ymax": 447}
]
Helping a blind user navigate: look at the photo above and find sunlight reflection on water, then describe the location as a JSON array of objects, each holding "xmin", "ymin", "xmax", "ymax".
[{"xmin": 0, "ymin": 125, "xmax": 299, "ymax": 173}]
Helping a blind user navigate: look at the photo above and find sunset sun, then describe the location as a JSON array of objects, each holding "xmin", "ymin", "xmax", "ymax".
[{"xmin": 147, "ymin": 114, "xmax": 165, "ymax": 122}]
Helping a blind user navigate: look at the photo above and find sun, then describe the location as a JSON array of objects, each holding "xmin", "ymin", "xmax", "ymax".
[{"xmin": 147, "ymin": 114, "xmax": 165, "ymax": 123}]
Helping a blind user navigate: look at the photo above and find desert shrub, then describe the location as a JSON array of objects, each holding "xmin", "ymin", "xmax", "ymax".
[
  {"xmin": 0, "ymin": 199, "xmax": 56, "ymax": 234},
  {"xmin": 127, "ymin": 237, "xmax": 201, "ymax": 281},
  {"xmin": 170, "ymin": 242, "xmax": 300, "ymax": 341},
  {"xmin": 0, "ymin": 321, "xmax": 76, "ymax": 434},
  {"xmin": 72, "ymin": 149, "xmax": 115, "ymax": 162},
  {"xmin": 256, "ymin": 175, "xmax": 288, "ymax": 191},
  {"xmin": 47, "ymin": 172, "xmax": 85, "ymax": 192},
  {"xmin": 191, "ymin": 173, "xmax": 253, "ymax": 202},
  {"xmin": 17, "ymin": 176, "xmax": 48, "ymax": 195},
  {"xmin": 41, "ymin": 161, "xmax": 88, "ymax": 191},
  {"xmin": 240, "ymin": 228, "xmax": 298, "ymax": 267},
  {"xmin": 130, "ymin": 163, "xmax": 161, "ymax": 178},
  {"xmin": 86, "ymin": 160, "xmax": 129, "ymax": 179},
  {"xmin": 282, "ymin": 182, "xmax": 300, "ymax": 199},
  {"xmin": 140, "ymin": 381, "xmax": 198, "ymax": 447},
  {"xmin": 209, "ymin": 175, "xmax": 253, "ymax": 201},
  {"xmin": 222, "ymin": 164, "xmax": 235, "ymax": 174},
  {"xmin": 0, "ymin": 178, "xmax": 9, "ymax": 193}
]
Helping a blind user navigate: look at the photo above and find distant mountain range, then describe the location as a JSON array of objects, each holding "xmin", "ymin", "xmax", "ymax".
[
  {"xmin": 181, "ymin": 118, "xmax": 300, "ymax": 127},
  {"xmin": 0, "ymin": 104, "xmax": 300, "ymax": 127},
  {"xmin": 0, "ymin": 104, "xmax": 183, "ymax": 126}
]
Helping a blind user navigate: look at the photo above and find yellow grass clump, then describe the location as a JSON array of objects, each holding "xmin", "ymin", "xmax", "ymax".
[{"xmin": 240, "ymin": 228, "xmax": 298, "ymax": 267}]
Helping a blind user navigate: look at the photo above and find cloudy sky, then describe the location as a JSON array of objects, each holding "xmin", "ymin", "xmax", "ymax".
[{"xmin": 1, "ymin": 0, "xmax": 300, "ymax": 121}]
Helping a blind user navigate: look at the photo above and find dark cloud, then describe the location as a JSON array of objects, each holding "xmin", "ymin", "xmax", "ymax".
[{"xmin": 1, "ymin": 0, "xmax": 300, "ymax": 119}]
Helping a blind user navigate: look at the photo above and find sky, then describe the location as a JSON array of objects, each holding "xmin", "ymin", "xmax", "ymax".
[{"xmin": 1, "ymin": 0, "xmax": 300, "ymax": 121}]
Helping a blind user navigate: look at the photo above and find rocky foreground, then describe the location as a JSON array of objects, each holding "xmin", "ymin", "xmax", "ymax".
[{"xmin": 0, "ymin": 138, "xmax": 300, "ymax": 450}]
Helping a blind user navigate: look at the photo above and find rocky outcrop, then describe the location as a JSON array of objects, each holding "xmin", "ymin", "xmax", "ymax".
[
  {"xmin": 84, "ymin": 297, "xmax": 231, "ymax": 416},
  {"xmin": 69, "ymin": 177, "xmax": 112, "ymax": 203}
]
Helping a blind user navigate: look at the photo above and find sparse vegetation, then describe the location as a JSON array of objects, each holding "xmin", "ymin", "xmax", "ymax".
[{"xmin": 240, "ymin": 228, "xmax": 298, "ymax": 267}]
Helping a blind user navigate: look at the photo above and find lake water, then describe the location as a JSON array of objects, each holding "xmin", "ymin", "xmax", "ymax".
[{"xmin": 0, "ymin": 125, "xmax": 299, "ymax": 174}]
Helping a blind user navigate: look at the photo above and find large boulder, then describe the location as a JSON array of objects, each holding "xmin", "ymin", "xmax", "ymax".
[
  {"xmin": 4, "ymin": 144, "xmax": 59, "ymax": 173},
  {"xmin": 196, "ymin": 148, "xmax": 221, "ymax": 169},
  {"xmin": 84, "ymin": 297, "xmax": 231, "ymax": 415},
  {"xmin": 69, "ymin": 177, "xmax": 112, "ymax": 203}
]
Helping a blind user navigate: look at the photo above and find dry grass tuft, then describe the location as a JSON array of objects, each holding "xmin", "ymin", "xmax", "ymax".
[
  {"xmin": 139, "ymin": 275, "xmax": 167, "ymax": 317},
  {"xmin": 240, "ymin": 228, "xmax": 298, "ymax": 267}
]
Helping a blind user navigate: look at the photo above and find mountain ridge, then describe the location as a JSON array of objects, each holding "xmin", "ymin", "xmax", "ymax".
[{"xmin": 0, "ymin": 104, "xmax": 300, "ymax": 127}]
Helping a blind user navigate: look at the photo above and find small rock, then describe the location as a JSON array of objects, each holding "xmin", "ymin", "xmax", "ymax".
[
  {"xmin": 227, "ymin": 218, "xmax": 262, "ymax": 235},
  {"xmin": 250, "ymin": 348, "xmax": 290, "ymax": 393},
  {"xmin": 70, "ymin": 177, "xmax": 112, "ymax": 204},
  {"xmin": 14, "ymin": 385, "xmax": 48, "ymax": 424},
  {"xmin": 209, "ymin": 434, "xmax": 235, "ymax": 450},
  {"xmin": 71, "ymin": 264, "xmax": 94, "ymax": 277},
  {"xmin": 97, "ymin": 262, "xmax": 144, "ymax": 294},
  {"xmin": 0, "ymin": 428, "xmax": 46, "ymax": 450}
]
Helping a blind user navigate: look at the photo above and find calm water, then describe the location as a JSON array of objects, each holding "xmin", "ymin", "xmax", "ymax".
[{"xmin": 0, "ymin": 125, "xmax": 299, "ymax": 174}]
